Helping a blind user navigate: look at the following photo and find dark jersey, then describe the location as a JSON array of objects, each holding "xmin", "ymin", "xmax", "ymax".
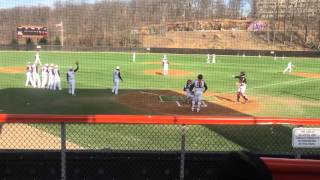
[{"xmin": 235, "ymin": 75, "xmax": 247, "ymax": 84}]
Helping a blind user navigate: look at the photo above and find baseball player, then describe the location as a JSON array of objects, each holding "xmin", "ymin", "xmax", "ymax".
[
  {"xmin": 190, "ymin": 74, "xmax": 208, "ymax": 112},
  {"xmin": 212, "ymin": 54, "xmax": 216, "ymax": 64},
  {"xmin": 162, "ymin": 54, "xmax": 169, "ymax": 75},
  {"xmin": 31, "ymin": 63, "xmax": 41, "ymax": 88},
  {"xmin": 47, "ymin": 64, "xmax": 55, "ymax": 90},
  {"xmin": 34, "ymin": 46, "xmax": 42, "ymax": 66},
  {"xmin": 25, "ymin": 62, "xmax": 33, "ymax": 87},
  {"xmin": 54, "ymin": 65, "xmax": 62, "ymax": 91},
  {"xmin": 283, "ymin": 61, "xmax": 294, "ymax": 74},
  {"xmin": 233, "ymin": 71, "xmax": 248, "ymax": 103},
  {"xmin": 112, "ymin": 66, "xmax": 123, "ymax": 95},
  {"xmin": 183, "ymin": 79, "xmax": 194, "ymax": 103},
  {"xmin": 207, "ymin": 54, "xmax": 211, "ymax": 64},
  {"xmin": 132, "ymin": 52, "xmax": 136, "ymax": 62},
  {"xmin": 41, "ymin": 64, "xmax": 49, "ymax": 88},
  {"xmin": 67, "ymin": 62, "xmax": 79, "ymax": 96}
]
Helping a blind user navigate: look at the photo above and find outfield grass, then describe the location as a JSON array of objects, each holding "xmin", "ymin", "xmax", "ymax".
[{"xmin": 1, "ymin": 51, "xmax": 320, "ymax": 153}]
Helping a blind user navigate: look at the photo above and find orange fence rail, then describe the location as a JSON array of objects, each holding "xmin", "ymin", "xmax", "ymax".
[{"xmin": 1, "ymin": 114, "xmax": 320, "ymax": 125}]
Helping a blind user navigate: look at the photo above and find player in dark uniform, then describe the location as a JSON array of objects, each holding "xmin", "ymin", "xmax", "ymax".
[
  {"xmin": 234, "ymin": 72, "xmax": 248, "ymax": 103},
  {"xmin": 183, "ymin": 79, "xmax": 193, "ymax": 103}
]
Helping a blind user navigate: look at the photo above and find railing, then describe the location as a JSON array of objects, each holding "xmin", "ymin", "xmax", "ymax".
[{"xmin": 1, "ymin": 114, "xmax": 320, "ymax": 180}]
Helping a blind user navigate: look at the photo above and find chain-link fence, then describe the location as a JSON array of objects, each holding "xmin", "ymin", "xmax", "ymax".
[{"xmin": 1, "ymin": 118, "xmax": 320, "ymax": 179}]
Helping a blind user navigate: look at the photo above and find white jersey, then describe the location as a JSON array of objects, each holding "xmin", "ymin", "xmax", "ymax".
[
  {"xmin": 31, "ymin": 64, "xmax": 38, "ymax": 74},
  {"xmin": 54, "ymin": 69, "xmax": 60, "ymax": 77},
  {"xmin": 35, "ymin": 52, "xmax": 40, "ymax": 61},
  {"xmin": 163, "ymin": 59, "xmax": 169, "ymax": 69},
  {"xmin": 194, "ymin": 80, "xmax": 205, "ymax": 90},
  {"xmin": 48, "ymin": 67, "xmax": 54, "ymax": 77},
  {"xmin": 26, "ymin": 65, "xmax": 32, "ymax": 73},
  {"xmin": 42, "ymin": 66, "xmax": 48, "ymax": 75},
  {"xmin": 287, "ymin": 62, "xmax": 293, "ymax": 68}
]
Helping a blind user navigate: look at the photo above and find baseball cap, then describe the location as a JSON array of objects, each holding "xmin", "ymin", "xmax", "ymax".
[{"xmin": 116, "ymin": 66, "xmax": 120, "ymax": 70}]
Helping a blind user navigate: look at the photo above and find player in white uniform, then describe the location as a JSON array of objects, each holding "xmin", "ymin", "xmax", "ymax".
[
  {"xmin": 25, "ymin": 62, "xmax": 33, "ymax": 87},
  {"xmin": 190, "ymin": 74, "xmax": 208, "ymax": 112},
  {"xmin": 207, "ymin": 54, "xmax": 211, "ymax": 64},
  {"xmin": 132, "ymin": 52, "xmax": 136, "ymax": 62},
  {"xmin": 283, "ymin": 61, "xmax": 294, "ymax": 74},
  {"xmin": 112, "ymin": 66, "xmax": 123, "ymax": 95},
  {"xmin": 31, "ymin": 63, "xmax": 41, "ymax": 88},
  {"xmin": 162, "ymin": 54, "xmax": 169, "ymax": 75},
  {"xmin": 34, "ymin": 46, "xmax": 42, "ymax": 66},
  {"xmin": 67, "ymin": 62, "xmax": 79, "ymax": 96},
  {"xmin": 212, "ymin": 54, "xmax": 216, "ymax": 64},
  {"xmin": 47, "ymin": 64, "xmax": 55, "ymax": 90},
  {"xmin": 54, "ymin": 65, "xmax": 62, "ymax": 91},
  {"xmin": 41, "ymin": 64, "xmax": 49, "ymax": 88}
]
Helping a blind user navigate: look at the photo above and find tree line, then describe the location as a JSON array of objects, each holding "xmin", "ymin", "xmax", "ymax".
[{"xmin": 0, "ymin": 0, "xmax": 319, "ymax": 49}]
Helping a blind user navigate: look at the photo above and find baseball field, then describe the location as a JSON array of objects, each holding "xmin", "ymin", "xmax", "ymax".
[{"xmin": 0, "ymin": 51, "xmax": 320, "ymax": 152}]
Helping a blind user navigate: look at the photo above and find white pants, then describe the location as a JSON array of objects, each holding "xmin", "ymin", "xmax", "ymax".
[
  {"xmin": 283, "ymin": 67, "xmax": 292, "ymax": 74},
  {"xmin": 32, "ymin": 73, "xmax": 41, "ymax": 88},
  {"xmin": 238, "ymin": 84, "xmax": 247, "ymax": 94},
  {"xmin": 112, "ymin": 79, "xmax": 120, "ymax": 95},
  {"xmin": 68, "ymin": 80, "xmax": 75, "ymax": 95},
  {"xmin": 54, "ymin": 76, "xmax": 62, "ymax": 90},
  {"xmin": 41, "ymin": 74, "xmax": 48, "ymax": 88},
  {"xmin": 163, "ymin": 65, "xmax": 169, "ymax": 75},
  {"xmin": 192, "ymin": 91, "xmax": 203, "ymax": 112},
  {"xmin": 207, "ymin": 58, "xmax": 211, "ymax": 64},
  {"xmin": 212, "ymin": 56, "xmax": 216, "ymax": 63},
  {"xmin": 47, "ymin": 75, "xmax": 55, "ymax": 90},
  {"xmin": 25, "ymin": 72, "xmax": 33, "ymax": 87}
]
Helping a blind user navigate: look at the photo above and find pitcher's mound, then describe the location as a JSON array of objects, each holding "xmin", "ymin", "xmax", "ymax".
[{"xmin": 144, "ymin": 69, "xmax": 193, "ymax": 76}]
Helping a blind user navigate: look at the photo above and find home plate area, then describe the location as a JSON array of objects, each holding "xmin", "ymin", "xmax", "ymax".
[{"xmin": 159, "ymin": 95, "xmax": 208, "ymax": 108}]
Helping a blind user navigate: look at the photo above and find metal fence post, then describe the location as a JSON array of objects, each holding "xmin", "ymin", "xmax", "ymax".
[
  {"xmin": 61, "ymin": 123, "xmax": 67, "ymax": 180},
  {"xmin": 180, "ymin": 124, "xmax": 186, "ymax": 180}
]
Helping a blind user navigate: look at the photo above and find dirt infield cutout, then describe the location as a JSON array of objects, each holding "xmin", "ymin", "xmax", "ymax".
[
  {"xmin": 291, "ymin": 72, "xmax": 320, "ymax": 79},
  {"xmin": 117, "ymin": 90, "xmax": 260, "ymax": 116},
  {"xmin": 144, "ymin": 69, "xmax": 193, "ymax": 76},
  {"xmin": 0, "ymin": 124, "xmax": 82, "ymax": 149},
  {"xmin": 0, "ymin": 66, "xmax": 25, "ymax": 74}
]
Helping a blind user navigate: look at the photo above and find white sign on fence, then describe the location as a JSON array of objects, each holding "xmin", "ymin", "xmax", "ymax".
[{"xmin": 292, "ymin": 128, "xmax": 320, "ymax": 148}]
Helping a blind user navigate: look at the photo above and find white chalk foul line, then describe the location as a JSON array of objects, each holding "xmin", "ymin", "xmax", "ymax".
[
  {"xmin": 140, "ymin": 91, "xmax": 161, "ymax": 96},
  {"xmin": 176, "ymin": 101, "xmax": 181, "ymax": 107}
]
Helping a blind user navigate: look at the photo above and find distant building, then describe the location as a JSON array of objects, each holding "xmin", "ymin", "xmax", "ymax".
[{"xmin": 255, "ymin": 0, "xmax": 319, "ymax": 18}]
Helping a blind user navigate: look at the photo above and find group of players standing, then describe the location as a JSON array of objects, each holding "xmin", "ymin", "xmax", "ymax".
[
  {"xmin": 183, "ymin": 71, "xmax": 248, "ymax": 113},
  {"xmin": 25, "ymin": 46, "xmax": 79, "ymax": 96},
  {"xmin": 25, "ymin": 49, "xmax": 62, "ymax": 91}
]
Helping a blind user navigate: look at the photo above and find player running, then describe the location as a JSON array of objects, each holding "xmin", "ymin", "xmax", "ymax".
[
  {"xmin": 67, "ymin": 62, "xmax": 79, "ymax": 96},
  {"xmin": 233, "ymin": 71, "xmax": 248, "ymax": 103},
  {"xmin": 190, "ymin": 74, "xmax": 208, "ymax": 112},
  {"xmin": 112, "ymin": 66, "xmax": 123, "ymax": 95},
  {"xmin": 283, "ymin": 61, "xmax": 294, "ymax": 74}
]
